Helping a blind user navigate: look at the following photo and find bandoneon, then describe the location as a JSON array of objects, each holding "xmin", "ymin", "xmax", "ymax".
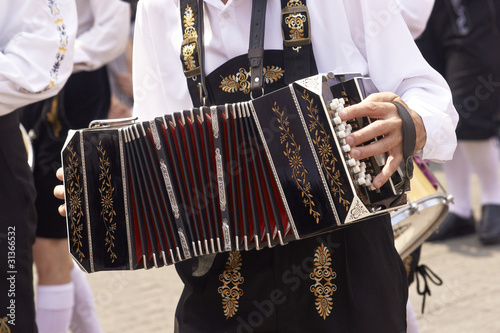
[{"xmin": 62, "ymin": 72, "xmax": 408, "ymax": 273}]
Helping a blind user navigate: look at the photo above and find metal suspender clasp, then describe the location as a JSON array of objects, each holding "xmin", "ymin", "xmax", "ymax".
[
  {"xmin": 181, "ymin": 36, "xmax": 202, "ymax": 78},
  {"xmin": 281, "ymin": 4, "xmax": 311, "ymax": 48}
]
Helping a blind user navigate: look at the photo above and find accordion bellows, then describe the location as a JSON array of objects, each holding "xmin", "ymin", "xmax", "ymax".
[{"xmin": 62, "ymin": 73, "xmax": 406, "ymax": 273}]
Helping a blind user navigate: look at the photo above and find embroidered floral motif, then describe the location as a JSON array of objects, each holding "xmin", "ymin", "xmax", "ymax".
[
  {"xmin": 309, "ymin": 244, "xmax": 336, "ymax": 319},
  {"xmin": 97, "ymin": 142, "xmax": 117, "ymax": 263},
  {"xmin": 219, "ymin": 66, "xmax": 284, "ymax": 94},
  {"xmin": 22, "ymin": 0, "xmax": 69, "ymax": 94},
  {"xmin": 302, "ymin": 91, "xmax": 350, "ymax": 210},
  {"xmin": 181, "ymin": 5, "xmax": 199, "ymax": 73},
  {"xmin": 403, "ymin": 255, "xmax": 413, "ymax": 279},
  {"xmin": 284, "ymin": 7, "xmax": 307, "ymax": 42},
  {"xmin": 183, "ymin": 5, "xmax": 197, "ymax": 38},
  {"xmin": 273, "ymin": 102, "xmax": 321, "ymax": 223},
  {"xmin": 0, "ymin": 317, "xmax": 11, "ymax": 333},
  {"xmin": 66, "ymin": 143, "xmax": 85, "ymax": 263},
  {"xmin": 286, "ymin": 0, "xmax": 304, "ymax": 6},
  {"xmin": 218, "ymin": 251, "xmax": 245, "ymax": 319},
  {"xmin": 283, "ymin": 0, "xmax": 308, "ymax": 52},
  {"xmin": 45, "ymin": 96, "xmax": 63, "ymax": 138}
]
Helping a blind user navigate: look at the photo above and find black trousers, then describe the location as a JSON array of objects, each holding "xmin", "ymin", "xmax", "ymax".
[
  {"xmin": 416, "ymin": 0, "xmax": 500, "ymax": 140},
  {"xmin": 20, "ymin": 66, "xmax": 111, "ymax": 239},
  {"xmin": 0, "ymin": 111, "xmax": 38, "ymax": 332},
  {"xmin": 174, "ymin": 215, "xmax": 408, "ymax": 333}
]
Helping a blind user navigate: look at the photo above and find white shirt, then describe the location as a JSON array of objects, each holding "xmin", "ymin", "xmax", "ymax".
[
  {"xmin": 133, "ymin": 0, "xmax": 458, "ymax": 162},
  {"xmin": 73, "ymin": 0, "xmax": 131, "ymax": 72},
  {"xmin": 0, "ymin": 0, "xmax": 77, "ymax": 116},
  {"xmin": 396, "ymin": 0, "xmax": 435, "ymax": 39}
]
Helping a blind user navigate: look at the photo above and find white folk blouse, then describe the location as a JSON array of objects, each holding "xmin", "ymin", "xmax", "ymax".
[
  {"xmin": 133, "ymin": 0, "xmax": 458, "ymax": 162},
  {"xmin": 73, "ymin": 0, "xmax": 131, "ymax": 73},
  {"xmin": 0, "ymin": 0, "xmax": 77, "ymax": 116}
]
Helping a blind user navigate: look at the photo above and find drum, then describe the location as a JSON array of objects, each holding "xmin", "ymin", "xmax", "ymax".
[
  {"xmin": 391, "ymin": 157, "xmax": 452, "ymax": 259},
  {"xmin": 20, "ymin": 124, "xmax": 34, "ymax": 171}
]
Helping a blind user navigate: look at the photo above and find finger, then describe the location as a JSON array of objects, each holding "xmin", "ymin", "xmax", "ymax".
[
  {"xmin": 372, "ymin": 153, "xmax": 402, "ymax": 189},
  {"xmin": 349, "ymin": 134, "xmax": 401, "ymax": 161},
  {"xmin": 58, "ymin": 204, "xmax": 67, "ymax": 217},
  {"xmin": 363, "ymin": 91, "xmax": 399, "ymax": 103},
  {"xmin": 53, "ymin": 184, "xmax": 65, "ymax": 200},
  {"xmin": 345, "ymin": 117, "xmax": 402, "ymax": 149},
  {"xmin": 339, "ymin": 92, "xmax": 398, "ymax": 121},
  {"xmin": 56, "ymin": 167, "xmax": 64, "ymax": 181}
]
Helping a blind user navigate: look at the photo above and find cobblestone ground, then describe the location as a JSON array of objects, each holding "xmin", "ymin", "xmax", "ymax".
[{"xmin": 83, "ymin": 166, "xmax": 500, "ymax": 333}]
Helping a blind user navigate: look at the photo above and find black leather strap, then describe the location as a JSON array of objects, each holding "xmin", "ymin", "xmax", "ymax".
[
  {"xmin": 179, "ymin": 0, "xmax": 210, "ymax": 106},
  {"xmin": 248, "ymin": 0, "xmax": 268, "ymax": 97},
  {"xmin": 281, "ymin": 0, "xmax": 317, "ymax": 83},
  {"xmin": 197, "ymin": 0, "xmax": 209, "ymax": 105},
  {"xmin": 391, "ymin": 101, "xmax": 416, "ymax": 185}
]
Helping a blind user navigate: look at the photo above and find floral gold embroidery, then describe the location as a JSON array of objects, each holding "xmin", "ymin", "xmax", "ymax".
[
  {"xmin": 286, "ymin": 0, "xmax": 304, "ymax": 6},
  {"xmin": 219, "ymin": 66, "xmax": 284, "ymax": 94},
  {"xmin": 183, "ymin": 5, "xmax": 197, "ymax": 38},
  {"xmin": 309, "ymin": 244, "xmax": 336, "ymax": 319},
  {"xmin": 45, "ymin": 96, "xmax": 63, "ymax": 138},
  {"xmin": 182, "ymin": 5, "xmax": 198, "ymax": 73},
  {"xmin": 282, "ymin": 0, "xmax": 308, "ymax": 52},
  {"xmin": 302, "ymin": 91, "xmax": 350, "ymax": 210},
  {"xmin": 284, "ymin": 5, "xmax": 307, "ymax": 42},
  {"xmin": 66, "ymin": 143, "xmax": 85, "ymax": 263},
  {"xmin": 273, "ymin": 102, "xmax": 321, "ymax": 223},
  {"xmin": 264, "ymin": 66, "xmax": 285, "ymax": 83},
  {"xmin": 182, "ymin": 42, "xmax": 198, "ymax": 72},
  {"xmin": 403, "ymin": 255, "xmax": 413, "ymax": 279},
  {"xmin": 220, "ymin": 68, "xmax": 251, "ymax": 94},
  {"xmin": 1, "ymin": 317, "xmax": 11, "ymax": 333},
  {"xmin": 97, "ymin": 142, "xmax": 117, "ymax": 263},
  {"xmin": 218, "ymin": 251, "xmax": 244, "ymax": 319}
]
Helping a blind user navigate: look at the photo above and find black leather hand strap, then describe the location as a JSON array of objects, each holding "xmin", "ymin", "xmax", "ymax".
[
  {"xmin": 390, "ymin": 101, "xmax": 416, "ymax": 184},
  {"xmin": 248, "ymin": 0, "xmax": 268, "ymax": 97}
]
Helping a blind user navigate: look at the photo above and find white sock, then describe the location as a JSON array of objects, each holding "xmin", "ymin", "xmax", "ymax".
[
  {"xmin": 460, "ymin": 138, "xmax": 500, "ymax": 206},
  {"xmin": 406, "ymin": 300, "xmax": 420, "ymax": 333},
  {"xmin": 36, "ymin": 282, "xmax": 74, "ymax": 333},
  {"xmin": 443, "ymin": 142, "xmax": 474, "ymax": 218},
  {"xmin": 69, "ymin": 265, "xmax": 104, "ymax": 333}
]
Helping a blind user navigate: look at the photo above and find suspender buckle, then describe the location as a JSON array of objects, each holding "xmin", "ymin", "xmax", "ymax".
[
  {"xmin": 181, "ymin": 36, "xmax": 201, "ymax": 78},
  {"xmin": 281, "ymin": 4, "xmax": 311, "ymax": 48}
]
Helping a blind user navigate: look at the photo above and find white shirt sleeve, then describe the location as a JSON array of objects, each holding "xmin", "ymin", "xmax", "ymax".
[
  {"xmin": 0, "ymin": 0, "xmax": 78, "ymax": 116},
  {"xmin": 339, "ymin": 0, "xmax": 457, "ymax": 162},
  {"xmin": 395, "ymin": 0, "xmax": 435, "ymax": 39},
  {"xmin": 73, "ymin": 0, "xmax": 131, "ymax": 72}
]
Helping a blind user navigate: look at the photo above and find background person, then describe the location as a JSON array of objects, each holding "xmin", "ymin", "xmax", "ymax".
[
  {"xmin": 19, "ymin": 1, "xmax": 130, "ymax": 332},
  {"xmin": 0, "ymin": 1, "xmax": 77, "ymax": 332},
  {"xmin": 419, "ymin": 0, "xmax": 500, "ymax": 245}
]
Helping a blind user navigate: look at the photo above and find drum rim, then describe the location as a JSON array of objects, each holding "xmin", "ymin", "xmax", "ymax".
[
  {"xmin": 390, "ymin": 193, "xmax": 448, "ymax": 225},
  {"xmin": 390, "ymin": 193, "xmax": 450, "ymax": 259}
]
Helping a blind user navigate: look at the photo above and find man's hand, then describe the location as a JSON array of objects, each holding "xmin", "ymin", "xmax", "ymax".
[
  {"xmin": 54, "ymin": 167, "xmax": 66, "ymax": 217},
  {"xmin": 339, "ymin": 92, "xmax": 426, "ymax": 189}
]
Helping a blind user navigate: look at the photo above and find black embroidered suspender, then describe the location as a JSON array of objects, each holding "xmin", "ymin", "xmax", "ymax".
[
  {"xmin": 280, "ymin": 0, "xmax": 317, "ymax": 84},
  {"xmin": 180, "ymin": 0, "xmax": 209, "ymax": 107},
  {"xmin": 179, "ymin": 0, "xmax": 317, "ymax": 105}
]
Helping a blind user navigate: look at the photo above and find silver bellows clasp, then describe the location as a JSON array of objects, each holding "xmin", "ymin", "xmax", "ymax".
[{"xmin": 89, "ymin": 117, "xmax": 138, "ymax": 129}]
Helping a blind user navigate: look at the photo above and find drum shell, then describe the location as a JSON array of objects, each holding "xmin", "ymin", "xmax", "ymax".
[{"xmin": 391, "ymin": 162, "xmax": 449, "ymax": 259}]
